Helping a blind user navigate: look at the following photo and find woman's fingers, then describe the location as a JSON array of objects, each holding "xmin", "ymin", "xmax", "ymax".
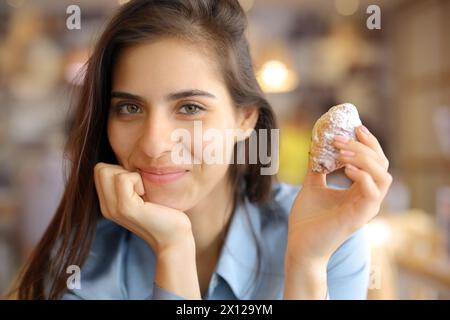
[
  {"xmin": 355, "ymin": 125, "xmax": 389, "ymax": 170},
  {"xmin": 338, "ymin": 150, "xmax": 392, "ymax": 196},
  {"xmin": 343, "ymin": 164, "xmax": 380, "ymax": 201},
  {"xmin": 97, "ymin": 164, "xmax": 122, "ymax": 215},
  {"xmin": 334, "ymin": 136, "xmax": 380, "ymax": 164},
  {"xmin": 333, "ymin": 129, "xmax": 392, "ymax": 200},
  {"xmin": 94, "ymin": 162, "xmax": 140, "ymax": 220},
  {"xmin": 334, "ymin": 127, "xmax": 389, "ymax": 171},
  {"xmin": 94, "ymin": 163, "xmax": 121, "ymax": 217},
  {"xmin": 114, "ymin": 171, "xmax": 145, "ymax": 216},
  {"xmin": 93, "ymin": 163, "xmax": 108, "ymax": 215}
]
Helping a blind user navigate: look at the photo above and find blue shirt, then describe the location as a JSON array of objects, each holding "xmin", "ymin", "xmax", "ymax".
[{"xmin": 62, "ymin": 183, "xmax": 370, "ymax": 300}]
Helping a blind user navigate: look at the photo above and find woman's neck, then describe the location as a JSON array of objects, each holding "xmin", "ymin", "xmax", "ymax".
[
  {"xmin": 185, "ymin": 176, "xmax": 235, "ymax": 296},
  {"xmin": 185, "ymin": 176, "xmax": 235, "ymax": 259}
]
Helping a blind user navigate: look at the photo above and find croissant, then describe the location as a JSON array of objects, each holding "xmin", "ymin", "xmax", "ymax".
[{"xmin": 310, "ymin": 103, "xmax": 362, "ymax": 174}]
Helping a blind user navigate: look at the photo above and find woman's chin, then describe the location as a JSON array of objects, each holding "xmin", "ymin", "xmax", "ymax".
[{"xmin": 143, "ymin": 192, "xmax": 193, "ymax": 212}]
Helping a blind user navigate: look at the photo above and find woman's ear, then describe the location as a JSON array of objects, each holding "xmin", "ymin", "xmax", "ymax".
[{"xmin": 236, "ymin": 106, "xmax": 259, "ymax": 141}]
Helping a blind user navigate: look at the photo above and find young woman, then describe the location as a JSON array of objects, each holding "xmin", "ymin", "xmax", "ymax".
[{"xmin": 14, "ymin": 0, "xmax": 392, "ymax": 300}]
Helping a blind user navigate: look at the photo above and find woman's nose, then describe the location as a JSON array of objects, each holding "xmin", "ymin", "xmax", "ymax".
[{"xmin": 137, "ymin": 110, "xmax": 176, "ymax": 159}]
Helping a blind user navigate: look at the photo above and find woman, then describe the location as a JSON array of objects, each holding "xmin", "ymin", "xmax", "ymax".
[{"xmin": 14, "ymin": 0, "xmax": 392, "ymax": 300}]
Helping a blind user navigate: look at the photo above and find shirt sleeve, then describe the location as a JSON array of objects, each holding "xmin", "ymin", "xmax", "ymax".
[
  {"xmin": 326, "ymin": 225, "xmax": 371, "ymax": 300},
  {"xmin": 151, "ymin": 282, "xmax": 186, "ymax": 300}
]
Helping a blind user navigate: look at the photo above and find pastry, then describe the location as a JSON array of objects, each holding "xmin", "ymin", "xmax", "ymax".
[{"xmin": 310, "ymin": 103, "xmax": 362, "ymax": 174}]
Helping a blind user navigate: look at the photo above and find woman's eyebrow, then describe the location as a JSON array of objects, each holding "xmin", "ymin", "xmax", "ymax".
[
  {"xmin": 110, "ymin": 89, "xmax": 216, "ymax": 102},
  {"xmin": 166, "ymin": 89, "xmax": 217, "ymax": 100},
  {"xmin": 110, "ymin": 91, "xmax": 144, "ymax": 102}
]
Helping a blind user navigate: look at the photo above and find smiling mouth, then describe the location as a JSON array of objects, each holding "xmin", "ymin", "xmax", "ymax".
[{"xmin": 138, "ymin": 168, "xmax": 189, "ymax": 184}]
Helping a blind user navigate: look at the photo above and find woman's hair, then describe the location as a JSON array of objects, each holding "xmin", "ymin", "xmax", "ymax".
[{"xmin": 13, "ymin": 0, "xmax": 278, "ymax": 299}]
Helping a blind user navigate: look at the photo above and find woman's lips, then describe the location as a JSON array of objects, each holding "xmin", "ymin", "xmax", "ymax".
[{"xmin": 139, "ymin": 168, "xmax": 188, "ymax": 184}]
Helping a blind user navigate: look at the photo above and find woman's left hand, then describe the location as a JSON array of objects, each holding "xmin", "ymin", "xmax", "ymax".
[{"xmin": 284, "ymin": 125, "xmax": 392, "ymax": 298}]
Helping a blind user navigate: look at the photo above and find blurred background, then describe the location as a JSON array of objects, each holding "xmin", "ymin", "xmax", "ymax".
[{"xmin": 0, "ymin": 0, "xmax": 449, "ymax": 299}]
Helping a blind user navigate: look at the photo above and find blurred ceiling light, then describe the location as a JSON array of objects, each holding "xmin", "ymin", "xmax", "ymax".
[
  {"xmin": 367, "ymin": 219, "xmax": 392, "ymax": 248},
  {"xmin": 118, "ymin": 0, "xmax": 130, "ymax": 5},
  {"xmin": 335, "ymin": 0, "xmax": 359, "ymax": 16},
  {"xmin": 257, "ymin": 60, "xmax": 299, "ymax": 93},
  {"xmin": 238, "ymin": 0, "xmax": 255, "ymax": 12},
  {"xmin": 7, "ymin": 0, "xmax": 27, "ymax": 8}
]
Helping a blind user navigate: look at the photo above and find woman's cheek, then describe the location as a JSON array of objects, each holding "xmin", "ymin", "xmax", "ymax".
[{"xmin": 108, "ymin": 124, "xmax": 134, "ymax": 165}]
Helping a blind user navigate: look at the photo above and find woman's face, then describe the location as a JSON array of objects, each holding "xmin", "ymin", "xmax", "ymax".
[{"xmin": 108, "ymin": 38, "xmax": 257, "ymax": 211}]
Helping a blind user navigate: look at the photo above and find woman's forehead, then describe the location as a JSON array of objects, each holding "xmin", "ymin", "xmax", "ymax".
[{"xmin": 111, "ymin": 38, "xmax": 224, "ymax": 95}]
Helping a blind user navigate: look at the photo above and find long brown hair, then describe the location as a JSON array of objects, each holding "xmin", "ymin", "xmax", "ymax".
[{"xmin": 13, "ymin": 0, "xmax": 278, "ymax": 299}]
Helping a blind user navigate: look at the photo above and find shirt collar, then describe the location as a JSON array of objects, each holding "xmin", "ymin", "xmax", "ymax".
[{"xmin": 214, "ymin": 196, "xmax": 261, "ymax": 299}]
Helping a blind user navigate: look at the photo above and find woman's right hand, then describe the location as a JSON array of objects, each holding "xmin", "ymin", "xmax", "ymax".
[
  {"xmin": 94, "ymin": 162, "xmax": 193, "ymax": 252},
  {"xmin": 93, "ymin": 162, "xmax": 194, "ymax": 253},
  {"xmin": 94, "ymin": 162, "xmax": 201, "ymax": 299}
]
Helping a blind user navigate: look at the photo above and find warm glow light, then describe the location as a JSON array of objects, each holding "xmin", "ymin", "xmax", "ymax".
[
  {"xmin": 118, "ymin": 0, "xmax": 130, "ymax": 5},
  {"xmin": 366, "ymin": 219, "xmax": 392, "ymax": 248},
  {"xmin": 257, "ymin": 60, "xmax": 299, "ymax": 93},
  {"xmin": 335, "ymin": 0, "xmax": 359, "ymax": 16},
  {"xmin": 261, "ymin": 61, "xmax": 288, "ymax": 88}
]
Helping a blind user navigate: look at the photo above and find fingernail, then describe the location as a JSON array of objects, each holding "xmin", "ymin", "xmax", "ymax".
[
  {"xmin": 340, "ymin": 149, "xmax": 355, "ymax": 157},
  {"xmin": 334, "ymin": 135, "xmax": 349, "ymax": 143},
  {"xmin": 345, "ymin": 164, "xmax": 358, "ymax": 171},
  {"xmin": 360, "ymin": 125, "xmax": 370, "ymax": 135}
]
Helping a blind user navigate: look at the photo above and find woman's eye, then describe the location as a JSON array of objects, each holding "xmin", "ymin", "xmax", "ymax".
[
  {"xmin": 117, "ymin": 104, "xmax": 142, "ymax": 115},
  {"xmin": 178, "ymin": 104, "xmax": 204, "ymax": 115}
]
